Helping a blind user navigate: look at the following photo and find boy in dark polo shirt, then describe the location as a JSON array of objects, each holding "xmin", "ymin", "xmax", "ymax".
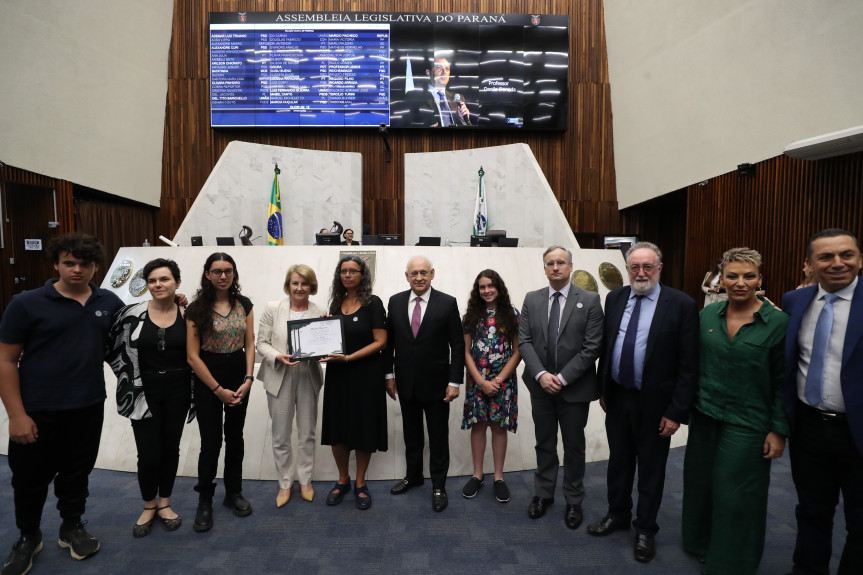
[{"xmin": 0, "ymin": 234, "xmax": 123, "ymax": 575}]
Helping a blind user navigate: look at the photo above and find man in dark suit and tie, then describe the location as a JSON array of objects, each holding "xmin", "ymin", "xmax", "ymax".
[
  {"xmin": 403, "ymin": 55, "xmax": 471, "ymax": 128},
  {"xmin": 518, "ymin": 245, "xmax": 604, "ymax": 529},
  {"xmin": 781, "ymin": 228, "xmax": 863, "ymax": 575},
  {"xmin": 585, "ymin": 241, "xmax": 699, "ymax": 563},
  {"xmin": 386, "ymin": 255, "xmax": 465, "ymax": 511}
]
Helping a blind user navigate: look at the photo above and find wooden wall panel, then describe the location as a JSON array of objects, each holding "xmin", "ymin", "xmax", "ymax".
[
  {"xmin": 74, "ymin": 199, "xmax": 157, "ymax": 286},
  {"xmin": 683, "ymin": 151, "xmax": 863, "ymax": 306},
  {"xmin": 157, "ymin": 0, "xmax": 630, "ymax": 242}
]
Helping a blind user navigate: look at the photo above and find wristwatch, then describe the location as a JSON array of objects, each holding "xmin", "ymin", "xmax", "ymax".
[{"xmin": 244, "ymin": 375, "xmax": 254, "ymax": 382}]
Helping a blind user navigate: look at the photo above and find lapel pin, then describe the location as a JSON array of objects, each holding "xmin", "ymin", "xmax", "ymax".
[{"xmin": 576, "ymin": 302, "xmax": 583, "ymax": 309}]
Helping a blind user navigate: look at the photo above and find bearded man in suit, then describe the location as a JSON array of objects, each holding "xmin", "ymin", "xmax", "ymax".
[{"xmin": 586, "ymin": 241, "xmax": 699, "ymax": 564}]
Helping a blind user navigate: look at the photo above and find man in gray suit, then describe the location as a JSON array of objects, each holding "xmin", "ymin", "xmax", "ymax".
[{"xmin": 518, "ymin": 245, "xmax": 604, "ymax": 529}]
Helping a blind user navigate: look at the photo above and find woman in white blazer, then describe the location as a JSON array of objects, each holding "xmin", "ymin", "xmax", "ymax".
[{"xmin": 256, "ymin": 264, "xmax": 323, "ymax": 506}]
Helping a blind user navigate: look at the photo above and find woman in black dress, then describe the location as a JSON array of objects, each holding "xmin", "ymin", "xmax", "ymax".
[{"xmin": 320, "ymin": 255, "xmax": 387, "ymax": 510}]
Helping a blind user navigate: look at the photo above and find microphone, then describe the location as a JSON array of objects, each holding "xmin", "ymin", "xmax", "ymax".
[{"xmin": 454, "ymin": 94, "xmax": 471, "ymax": 125}]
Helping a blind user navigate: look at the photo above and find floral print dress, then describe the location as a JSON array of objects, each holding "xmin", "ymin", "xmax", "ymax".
[{"xmin": 461, "ymin": 307, "xmax": 519, "ymax": 432}]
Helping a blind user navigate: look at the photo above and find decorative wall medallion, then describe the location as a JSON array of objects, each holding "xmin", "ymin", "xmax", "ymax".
[
  {"xmin": 128, "ymin": 269, "xmax": 149, "ymax": 297},
  {"xmin": 598, "ymin": 262, "xmax": 624, "ymax": 290},
  {"xmin": 571, "ymin": 270, "xmax": 598, "ymax": 293},
  {"xmin": 110, "ymin": 259, "xmax": 133, "ymax": 288}
]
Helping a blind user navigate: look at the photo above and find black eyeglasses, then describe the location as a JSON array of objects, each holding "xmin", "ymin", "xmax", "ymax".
[
  {"xmin": 208, "ymin": 269, "xmax": 234, "ymax": 277},
  {"xmin": 157, "ymin": 328, "xmax": 166, "ymax": 351}
]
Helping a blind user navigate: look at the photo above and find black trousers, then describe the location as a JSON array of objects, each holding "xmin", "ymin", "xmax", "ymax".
[
  {"xmin": 605, "ymin": 386, "xmax": 671, "ymax": 536},
  {"xmin": 399, "ymin": 395, "xmax": 450, "ymax": 489},
  {"xmin": 131, "ymin": 369, "xmax": 191, "ymax": 501},
  {"xmin": 790, "ymin": 401, "xmax": 863, "ymax": 575},
  {"xmin": 194, "ymin": 350, "xmax": 249, "ymax": 498},
  {"xmin": 8, "ymin": 402, "xmax": 103, "ymax": 534}
]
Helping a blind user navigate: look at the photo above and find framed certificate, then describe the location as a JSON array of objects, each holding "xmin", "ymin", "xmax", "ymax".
[{"xmin": 287, "ymin": 316, "xmax": 345, "ymax": 360}]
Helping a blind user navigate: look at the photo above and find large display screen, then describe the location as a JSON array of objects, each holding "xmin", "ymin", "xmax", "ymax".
[{"xmin": 209, "ymin": 12, "xmax": 569, "ymax": 130}]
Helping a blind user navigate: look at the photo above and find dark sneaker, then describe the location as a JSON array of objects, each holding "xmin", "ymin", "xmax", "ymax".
[
  {"xmin": 57, "ymin": 522, "xmax": 99, "ymax": 560},
  {"xmin": 494, "ymin": 479, "xmax": 511, "ymax": 503},
  {"xmin": 1, "ymin": 533, "xmax": 42, "ymax": 575},
  {"xmin": 462, "ymin": 476, "xmax": 484, "ymax": 498},
  {"xmin": 223, "ymin": 493, "xmax": 253, "ymax": 517}
]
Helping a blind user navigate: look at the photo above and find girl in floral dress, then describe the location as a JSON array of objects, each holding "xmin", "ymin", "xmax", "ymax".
[{"xmin": 461, "ymin": 270, "xmax": 521, "ymax": 503}]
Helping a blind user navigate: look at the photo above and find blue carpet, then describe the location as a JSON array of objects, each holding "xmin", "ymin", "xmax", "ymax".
[{"xmin": 0, "ymin": 447, "xmax": 845, "ymax": 574}]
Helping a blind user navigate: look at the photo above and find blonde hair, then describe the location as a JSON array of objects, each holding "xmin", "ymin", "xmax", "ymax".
[
  {"xmin": 283, "ymin": 264, "xmax": 318, "ymax": 295},
  {"xmin": 721, "ymin": 247, "xmax": 762, "ymax": 271}
]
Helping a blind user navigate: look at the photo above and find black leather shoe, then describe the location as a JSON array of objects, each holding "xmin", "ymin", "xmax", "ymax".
[
  {"xmin": 527, "ymin": 496, "xmax": 553, "ymax": 519},
  {"xmin": 587, "ymin": 515, "xmax": 630, "ymax": 536},
  {"xmin": 193, "ymin": 499, "xmax": 213, "ymax": 533},
  {"xmin": 432, "ymin": 489, "xmax": 448, "ymax": 512},
  {"xmin": 390, "ymin": 478, "xmax": 424, "ymax": 495},
  {"xmin": 634, "ymin": 534, "xmax": 656, "ymax": 563},
  {"xmin": 564, "ymin": 504, "xmax": 583, "ymax": 530},
  {"xmin": 223, "ymin": 493, "xmax": 252, "ymax": 517}
]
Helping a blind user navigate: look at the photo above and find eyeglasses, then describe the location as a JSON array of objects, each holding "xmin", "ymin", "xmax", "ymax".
[
  {"xmin": 208, "ymin": 268, "xmax": 234, "ymax": 277},
  {"xmin": 340, "ymin": 269, "xmax": 361, "ymax": 277},
  {"xmin": 544, "ymin": 259, "xmax": 569, "ymax": 268},
  {"xmin": 157, "ymin": 328, "xmax": 166, "ymax": 351},
  {"xmin": 626, "ymin": 264, "xmax": 658, "ymax": 273}
]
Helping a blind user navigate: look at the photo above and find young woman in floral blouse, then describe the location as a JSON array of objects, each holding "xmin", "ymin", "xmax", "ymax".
[
  {"xmin": 460, "ymin": 269, "xmax": 521, "ymax": 503},
  {"xmin": 186, "ymin": 252, "xmax": 255, "ymax": 532}
]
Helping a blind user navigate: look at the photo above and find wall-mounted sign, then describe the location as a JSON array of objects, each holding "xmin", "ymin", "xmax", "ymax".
[{"xmin": 24, "ymin": 239, "xmax": 42, "ymax": 251}]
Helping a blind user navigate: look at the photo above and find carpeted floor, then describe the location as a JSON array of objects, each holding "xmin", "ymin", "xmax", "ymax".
[{"xmin": 0, "ymin": 447, "xmax": 845, "ymax": 574}]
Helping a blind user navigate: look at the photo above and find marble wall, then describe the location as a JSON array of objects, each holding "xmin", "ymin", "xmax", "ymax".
[
  {"xmin": 404, "ymin": 143, "xmax": 579, "ymax": 249},
  {"xmin": 171, "ymin": 141, "xmax": 363, "ymax": 247},
  {"xmin": 0, "ymin": 245, "xmax": 692, "ymax": 483}
]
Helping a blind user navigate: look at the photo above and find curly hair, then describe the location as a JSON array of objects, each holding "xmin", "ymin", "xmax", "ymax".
[
  {"xmin": 328, "ymin": 255, "xmax": 373, "ymax": 314},
  {"xmin": 143, "ymin": 258, "xmax": 181, "ymax": 282},
  {"xmin": 186, "ymin": 252, "xmax": 243, "ymax": 342},
  {"xmin": 47, "ymin": 233, "xmax": 105, "ymax": 265},
  {"xmin": 462, "ymin": 269, "xmax": 517, "ymax": 340}
]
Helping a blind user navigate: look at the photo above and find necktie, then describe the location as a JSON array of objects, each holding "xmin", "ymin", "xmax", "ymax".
[
  {"xmin": 618, "ymin": 295, "xmax": 644, "ymax": 389},
  {"xmin": 546, "ymin": 292, "xmax": 561, "ymax": 372},
  {"xmin": 411, "ymin": 296, "xmax": 422, "ymax": 338},
  {"xmin": 437, "ymin": 91, "xmax": 453, "ymax": 126},
  {"xmin": 804, "ymin": 293, "xmax": 839, "ymax": 405}
]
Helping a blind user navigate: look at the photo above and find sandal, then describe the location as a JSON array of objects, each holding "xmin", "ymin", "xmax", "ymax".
[
  {"xmin": 133, "ymin": 505, "xmax": 157, "ymax": 538},
  {"xmin": 326, "ymin": 478, "xmax": 351, "ymax": 506},
  {"xmin": 157, "ymin": 505, "xmax": 182, "ymax": 531},
  {"xmin": 354, "ymin": 484, "xmax": 372, "ymax": 510}
]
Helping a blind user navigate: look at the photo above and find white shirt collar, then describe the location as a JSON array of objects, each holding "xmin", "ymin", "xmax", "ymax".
[
  {"xmin": 548, "ymin": 282, "xmax": 571, "ymax": 299},
  {"xmin": 816, "ymin": 276, "xmax": 858, "ymax": 302},
  {"xmin": 411, "ymin": 289, "xmax": 431, "ymax": 303}
]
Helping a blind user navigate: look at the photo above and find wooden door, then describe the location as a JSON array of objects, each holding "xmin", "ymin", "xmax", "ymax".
[{"xmin": 3, "ymin": 183, "xmax": 63, "ymax": 298}]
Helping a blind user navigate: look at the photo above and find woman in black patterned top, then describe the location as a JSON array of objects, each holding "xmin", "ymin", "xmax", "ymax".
[{"xmin": 108, "ymin": 258, "xmax": 191, "ymax": 538}]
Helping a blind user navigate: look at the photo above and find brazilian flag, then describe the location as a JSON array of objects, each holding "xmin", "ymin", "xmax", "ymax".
[{"xmin": 267, "ymin": 165, "xmax": 283, "ymax": 245}]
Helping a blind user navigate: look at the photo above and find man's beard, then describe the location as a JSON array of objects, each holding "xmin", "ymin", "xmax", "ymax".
[{"xmin": 631, "ymin": 274, "xmax": 659, "ymax": 295}]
